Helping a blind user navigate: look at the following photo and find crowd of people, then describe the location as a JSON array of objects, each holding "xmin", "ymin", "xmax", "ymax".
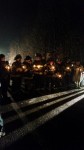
[
  {"xmin": 0, "ymin": 52, "xmax": 84, "ymax": 137},
  {"xmin": 0, "ymin": 53, "xmax": 83, "ymax": 100}
]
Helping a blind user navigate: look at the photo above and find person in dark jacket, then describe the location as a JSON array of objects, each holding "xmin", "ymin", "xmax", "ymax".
[
  {"xmin": 33, "ymin": 53, "xmax": 44, "ymax": 89},
  {"xmin": 22, "ymin": 55, "xmax": 33, "ymax": 91},
  {"xmin": 0, "ymin": 54, "xmax": 10, "ymax": 102},
  {"xmin": 23, "ymin": 55, "xmax": 33, "ymax": 74},
  {"xmin": 11, "ymin": 54, "xmax": 23, "ymax": 95}
]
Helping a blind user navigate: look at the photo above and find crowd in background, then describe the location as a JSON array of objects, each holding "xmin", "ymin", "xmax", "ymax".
[
  {"xmin": 0, "ymin": 52, "xmax": 84, "ymax": 138},
  {"xmin": 0, "ymin": 52, "xmax": 83, "ymax": 101}
]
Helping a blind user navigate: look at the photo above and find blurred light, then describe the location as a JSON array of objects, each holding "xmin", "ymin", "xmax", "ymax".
[
  {"xmin": 5, "ymin": 65, "xmax": 11, "ymax": 71},
  {"xmin": 22, "ymin": 65, "xmax": 27, "ymax": 70},
  {"xmin": 56, "ymin": 72, "xmax": 62, "ymax": 79},
  {"xmin": 65, "ymin": 66, "xmax": 71, "ymax": 72}
]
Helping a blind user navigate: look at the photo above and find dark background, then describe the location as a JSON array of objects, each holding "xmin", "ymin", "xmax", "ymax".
[{"xmin": 0, "ymin": 0, "xmax": 83, "ymax": 59}]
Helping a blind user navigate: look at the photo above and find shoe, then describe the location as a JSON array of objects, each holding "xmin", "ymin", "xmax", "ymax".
[{"xmin": 0, "ymin": 131, "xmax": 6, "ymax": 138}]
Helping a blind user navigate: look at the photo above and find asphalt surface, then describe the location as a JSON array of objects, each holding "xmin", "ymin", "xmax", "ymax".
[{"xmin": 1, "ymin": 87, "xmax": 84, "ymax": 150}]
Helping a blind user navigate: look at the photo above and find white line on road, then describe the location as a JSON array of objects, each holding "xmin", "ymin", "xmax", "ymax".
[
  {"xmin": 1, "ymin": 88, "xmax": 84, "ymax": 113},
  {"xmin": 5, "ymin": 90, "xmax": 84, "ymax": 124}
]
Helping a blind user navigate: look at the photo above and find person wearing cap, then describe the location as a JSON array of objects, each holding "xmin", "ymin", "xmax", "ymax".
[
  {"xmin": 33, "ymin": 53, "xmax": 45, "ymax": 89},
  {"xmin": 11, "ymin": 54, "xmax": 23, "ymax": 95},
  {"xmin": 23, "ymin": 55, "xmax": 32, "ymax": 70},
  {"xmin": 22, "ymin": 55, "xmax": 33, "ymax": 92}
]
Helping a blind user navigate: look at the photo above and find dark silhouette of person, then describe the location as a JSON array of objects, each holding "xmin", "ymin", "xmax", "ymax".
[
  {"xmin": 0, "ymin": 54, "xmax": 10, "ymax": 103},
  {"xmin": 11, "ymin": 54, "xmax": 23, "ymax": 95}
]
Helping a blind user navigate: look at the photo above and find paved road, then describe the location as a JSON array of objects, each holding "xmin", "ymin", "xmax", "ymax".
[{"xmin": 0, "ymin": 88, "xmax": 84, "ymax": 150}]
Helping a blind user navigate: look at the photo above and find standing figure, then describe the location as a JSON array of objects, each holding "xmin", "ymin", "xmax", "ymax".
[
  {"xmin": 73, "ymin": 61, "xmax": 83, "ymax": 88},
  {"xmin": 11, "ymin": 54, "xmax": 23, "ymax": 95},
  {"xmin": 0, "ymin": 54, "xmax": 10, "ymax": 103},
  {"xmin": 22, "ymin": 55, "xmax": 33, "ymax": 91},
  {"xmin": 44, "ymin": 59, "xmax": 56, "ymax": 90},
  {"xmin": 33, "ymin": 53, "xmax": 44, "ymax": 89}
]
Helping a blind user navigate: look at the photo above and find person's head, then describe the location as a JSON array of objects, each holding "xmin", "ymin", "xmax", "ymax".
[
  {"xmin": 24, "ymin": 55, "xmax": 32, "ymax": 64},
  {"xmin": 76, "ymin": 61, "xmax": 80, "ymax": 66},
  {"xmin": 0, "ymin": 54, "xmax": 5, "ymax": 61},
  {"xmin": 14, "ymin": 54, "xmax": 22, "ymax": 62},
  {"xmin": 34, "ymin": 53, "xmax": 42, "ymax": 62}
]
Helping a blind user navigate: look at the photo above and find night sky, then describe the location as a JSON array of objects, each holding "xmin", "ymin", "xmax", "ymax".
[{"xmin": 0, "ymin": 0, "xmax": 83, "ymax": 53}]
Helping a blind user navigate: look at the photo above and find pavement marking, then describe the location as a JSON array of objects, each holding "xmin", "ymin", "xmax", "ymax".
[
  {"xmin": 0, "ymin": 93, "xmax": 84, "ymax": 149},
  {"xmin": 7, "ymin": 92, "xmax": 29, "ymax": 125},
  {"xmin": 25, "ymin": 88, "xmax": 83, "ymax": 104},
  {"xmin": 1, "ymin": 88, "xmax": 84, "ymax": 113},
  {"xmin": 5, "ymin": 90, "xmax": 84, "ymax": 124}
]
